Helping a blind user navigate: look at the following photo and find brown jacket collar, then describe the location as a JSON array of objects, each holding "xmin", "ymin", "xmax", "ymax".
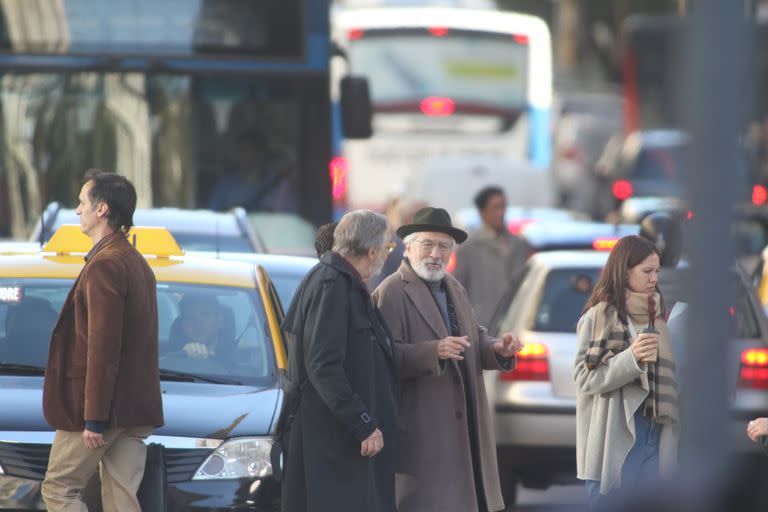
[{"xmin": 85, "ymin": 230, "xmax": 128, "ymax": 262}]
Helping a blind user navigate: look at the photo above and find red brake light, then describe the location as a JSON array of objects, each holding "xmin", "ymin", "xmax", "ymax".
[
  {"xmin": 753, "ymin": 185, "xmax": 768, "ymax": 206},
  {"xmin": 329, "ymin": 156, "xmax": 349, "ymax": 202},
  {"xmin": 500, "ymin": 343, "xmax": 550, "ymax": 382},
  {"xmin": 593, "ymin": 238, "xmax": 619, "ymax": 251},
  {"xmin": 446, "ymin": 252, "xmax": 457, "ymax": 273},
  {"xmin": 428, "ymin": 27, "xmax": 449, "ymax": 37},
  {"xmin": 513, "ymin": 34, "xmax": 529, "ymax": 44},
  {"xmin": 687, "ymin": 210, "xmax": 695, "ymax": 221},
  {"xmin": 611, "ymin": 179, "xmax": 634, "ymax": 201},
  {"xmin": 348, "ymin": 29, "xmax": 364, "ymax": 40},
  {"xmin": 739, "ymin": 348, "xmax": 768, "ymax": 389},
  {"xmin": 420, "ymin": 96, "xmax": 455, "ymax": 117},
  {"xmin": 507, "ymin": 219, "xmax": 535, "ymax": 236}
]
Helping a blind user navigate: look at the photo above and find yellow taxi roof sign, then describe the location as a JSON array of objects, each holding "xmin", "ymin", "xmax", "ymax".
[{"xmin": 43, "ymin": 225, "xmax": 184, "ymax": 257}]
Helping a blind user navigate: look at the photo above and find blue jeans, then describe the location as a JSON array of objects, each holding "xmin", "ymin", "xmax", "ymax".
[{"xmin": 585, "ymin": 409, "xmax": 661, "ymax": 510}]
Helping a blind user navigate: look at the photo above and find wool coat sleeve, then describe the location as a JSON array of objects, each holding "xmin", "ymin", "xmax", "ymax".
[
  {"xmin": 303, "ymin": 277, "xmax": 377, "ymax": 442},
  {"xmin": 574, "ymin": 311, "xmax": 643, "ymax": 396},
  {"xmin": 84, "ymin": 258, "xmax": 127, "ymax": 422},
  {"xmin": 372, "ymin": 285, "xmax": 443, "ymax": 380}
]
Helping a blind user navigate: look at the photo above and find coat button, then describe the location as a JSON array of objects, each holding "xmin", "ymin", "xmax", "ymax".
[{"xmin": 455, "ymin": 411, "xmax": 463, "ymax": 419}]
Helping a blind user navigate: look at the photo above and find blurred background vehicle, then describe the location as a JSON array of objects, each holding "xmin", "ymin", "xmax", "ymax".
[
  {"xmin": 247, "ymin": 213, "xmax": 318, "ymax": 257},
  {"xmin": 517, "ymin": 220, "xmax": 638, "ymax": 254},
  {"xmin": 400, "ymin": 155, "xmax": 554, "ymax": 215},
  {"xmin": 549, "ymin": 91, "xmax": 622, "ymax": 217},
  {"xmin": 31, "ymin": 203, "xmax": 266, "ymax": 254},
  {"xmin": 452, "ymin": 205, "xmax": 582, "ymax": 235},
  {"xmin": 593, "ymin": 129, "xmax": 688, "ymax": 221},
  {"xmin": 0, "ymin": 0, "xmax": 372, "ymax": 240},
  {"xmin": 331, "ymin": 5, "xmax": 553, "ymax": 211}
]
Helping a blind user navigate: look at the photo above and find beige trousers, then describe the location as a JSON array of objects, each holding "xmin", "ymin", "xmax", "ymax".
[{"xmin": 42, "ymin": 426, "xmax": 153, "ymax": 512}]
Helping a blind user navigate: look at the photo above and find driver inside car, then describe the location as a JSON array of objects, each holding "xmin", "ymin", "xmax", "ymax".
[{"xmin": 167, "ymin": 293, "xmax": 235, "ymax": 360}]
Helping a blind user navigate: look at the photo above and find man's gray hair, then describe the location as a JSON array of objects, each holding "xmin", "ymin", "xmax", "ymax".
[{"xmin": 332, "ymin": 209, "xmax": 388, "ymax": 257}]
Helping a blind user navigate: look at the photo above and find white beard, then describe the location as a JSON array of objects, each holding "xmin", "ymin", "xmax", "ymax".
[{"xmin": 412, "ymin": 259, "xmax": 445, "ymax": 282}]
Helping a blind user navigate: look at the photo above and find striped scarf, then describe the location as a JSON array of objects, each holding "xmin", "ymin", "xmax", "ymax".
[{"xmin": 584, "ymin": 292, "xmax": 679, "ymax": 424}]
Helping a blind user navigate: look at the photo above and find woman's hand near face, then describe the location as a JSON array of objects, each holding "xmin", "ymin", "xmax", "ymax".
[{"xmin": 630, "ymin": 332, "xmax": 659, "ymax": 362}]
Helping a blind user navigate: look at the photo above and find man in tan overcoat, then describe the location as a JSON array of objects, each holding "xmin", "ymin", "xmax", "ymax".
[
  {"xmin": 42, "ymin": 170, "xmax": 163, "ymax": 512},
  {"xmin": 372, "ymin": 206, "xmax": 524, "ymax": 512}
]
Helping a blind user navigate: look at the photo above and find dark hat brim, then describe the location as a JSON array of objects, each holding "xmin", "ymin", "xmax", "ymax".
[{"xmin": 396, "ymin": 223, "xmax": 468, "ymax": 244}]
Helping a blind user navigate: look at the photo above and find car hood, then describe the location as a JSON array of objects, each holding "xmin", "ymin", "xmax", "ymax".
[{"xmin": 0, "ymin": 376, "xmax": 281, "ymax": 439}]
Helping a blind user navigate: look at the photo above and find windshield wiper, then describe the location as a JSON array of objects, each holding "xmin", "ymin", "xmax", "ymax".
[
  {"xmin": 158, "ymin": 368, "xmax": 242, "ymax": 385},
  {"xmin": 0, "ymin": 362, "xmax": 46, "ymax": 374}
]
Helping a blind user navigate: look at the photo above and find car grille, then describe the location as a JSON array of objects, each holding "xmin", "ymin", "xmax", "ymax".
[
  {"xmin": 0, "ymin": 442, "xmax": 50, "ymax": 479},
  {"xmin": 0, "ymin": 442, "xmax": 213, "ymax": 483},
  {"xmin": 164, "ymin": 448, "xmax": 213, "ymax": 483}
]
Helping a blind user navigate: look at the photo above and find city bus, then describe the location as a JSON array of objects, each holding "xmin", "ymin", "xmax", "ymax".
[
  {"xmin": 331, "ymin": 6, "xmax": 553, "ymax": 211},
  {"xmin": 0, "ymin": 0, "xmax": 370, "ymax": 238}
]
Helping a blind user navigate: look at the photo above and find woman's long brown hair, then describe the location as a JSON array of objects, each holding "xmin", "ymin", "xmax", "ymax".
[{"xmin": 583, "ymin": 235, "xmax": 666, "ymax": 325}]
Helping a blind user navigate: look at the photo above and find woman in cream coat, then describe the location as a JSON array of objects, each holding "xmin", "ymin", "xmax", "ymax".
[{"xmin": 574, "ymin": 235, "xmax": 679, "ymax": 509}]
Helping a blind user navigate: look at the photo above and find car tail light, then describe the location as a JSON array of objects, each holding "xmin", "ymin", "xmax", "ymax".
[
  {"xmin": 753, "ymin": 185, "xmax": 768, "ymax": 206},
  {"xmin": 507, "ymin": 219, "xmax": 535, "ymax": 236},
  {"xmin": 348, "ymin": 29, "xmax": 364, "ymax": 40},
  {"xmin": 513, "ymin": 34, "xmax": 529, "ymax": 45},
  {"xmin": 593, "ymin": 238, "xmax": 619, "ymax": 251},
  {"xmin": 420, "ymin": 96, "xmax": 455, "ymax": 116},
  {"xmin": 612, "ymin": 179, "xmax": 633, "ymax": 201},
  {"xmin": 739, "ymin": 348, "xmax": 768, "ymax": 389},
  {"xmin": 428, "ymin": 27, "xmax": 449, "ymax": 37},
  {"xmin": 329, "ymin": 156, "xmax": 349, "ymax": 202},
  {"xmin": 500, "ymin": 343, "xmax": 550, "ymax": 382},
  {"xmin": 446, "ymin": 252, "xmax": 457, "ymax": 273}
]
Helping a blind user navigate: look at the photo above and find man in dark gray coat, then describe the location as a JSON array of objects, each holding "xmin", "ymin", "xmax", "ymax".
[{"xmin": 281, "ymin": 209, "xmax": 397, "ymax": 512}]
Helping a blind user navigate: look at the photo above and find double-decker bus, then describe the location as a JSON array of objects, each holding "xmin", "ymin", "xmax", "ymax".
[
  {"xmin": 0, "ymin": 0, "xmax": 370, "ymax": 238},
  {"xmin": 331, "ymin": 6, "xmax": 553, "ymax": 212}
]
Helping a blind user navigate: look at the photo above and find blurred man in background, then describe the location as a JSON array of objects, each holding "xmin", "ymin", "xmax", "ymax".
[{"xmin": 453, "ymin": 186, "xmax": 530, "ymax": 327}]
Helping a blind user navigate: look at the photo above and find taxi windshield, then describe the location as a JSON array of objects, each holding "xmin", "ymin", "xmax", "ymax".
[{"xmin": 0, "ymin": 279, "xmax": 276, "ymax": 386}]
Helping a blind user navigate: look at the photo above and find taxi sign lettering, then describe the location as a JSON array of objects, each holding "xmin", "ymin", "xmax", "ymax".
[{"xmin": 0, "ymin": 287, "xmax": 22, "ymax": 303}]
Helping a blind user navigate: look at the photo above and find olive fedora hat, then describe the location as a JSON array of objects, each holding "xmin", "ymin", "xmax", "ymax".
[{"xmin": 396, "ymin": 206, "xmax": 468, "ymax": 244}]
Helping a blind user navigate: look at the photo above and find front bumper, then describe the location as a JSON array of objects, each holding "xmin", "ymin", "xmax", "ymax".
[{"xmin": 0, "ymin": 473, "xmax": 280, "ymax": 511}]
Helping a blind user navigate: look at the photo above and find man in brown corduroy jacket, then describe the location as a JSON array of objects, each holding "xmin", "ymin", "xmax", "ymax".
[{"xmin": 41, "ymin": 170, "xmax": 163, "ymax": 512}]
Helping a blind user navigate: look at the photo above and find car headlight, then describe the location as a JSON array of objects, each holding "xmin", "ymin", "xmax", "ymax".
[{"xmin": 193, "ymin": 437, "xmax": 273, "ymax": 480}]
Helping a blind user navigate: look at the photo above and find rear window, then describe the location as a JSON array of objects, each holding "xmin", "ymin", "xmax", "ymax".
[
  {"xmin": 622, "ymin": 145, "xmax": 685, "ymax": 182},
  {"xmin": 533, "ymin": 268, "xmax": 602, "ymax": 332}
]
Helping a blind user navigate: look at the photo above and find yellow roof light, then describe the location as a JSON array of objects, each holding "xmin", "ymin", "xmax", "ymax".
[{"xmin": 43, "ymin": 225, "xmax": 184, "ymax": 257}]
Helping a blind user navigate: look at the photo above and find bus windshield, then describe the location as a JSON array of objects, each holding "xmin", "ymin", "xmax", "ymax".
[{"xmin": 348, "ymin": 29, "xmax": 528, "ymax": 114}]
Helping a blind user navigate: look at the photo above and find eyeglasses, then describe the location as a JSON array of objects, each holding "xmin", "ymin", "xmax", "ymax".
[
  {"xmin": 385, "ymin": 241, "xmax": 397, "ymax": 254},
  {"xmin": 415, "ymin": 239, "xmax": 453, "ymax": 254}
]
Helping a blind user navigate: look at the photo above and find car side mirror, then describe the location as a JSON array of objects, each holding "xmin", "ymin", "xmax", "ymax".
[{"xmin": 340, "ymin": 75, "xmax": 373, "ymax": 139}]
